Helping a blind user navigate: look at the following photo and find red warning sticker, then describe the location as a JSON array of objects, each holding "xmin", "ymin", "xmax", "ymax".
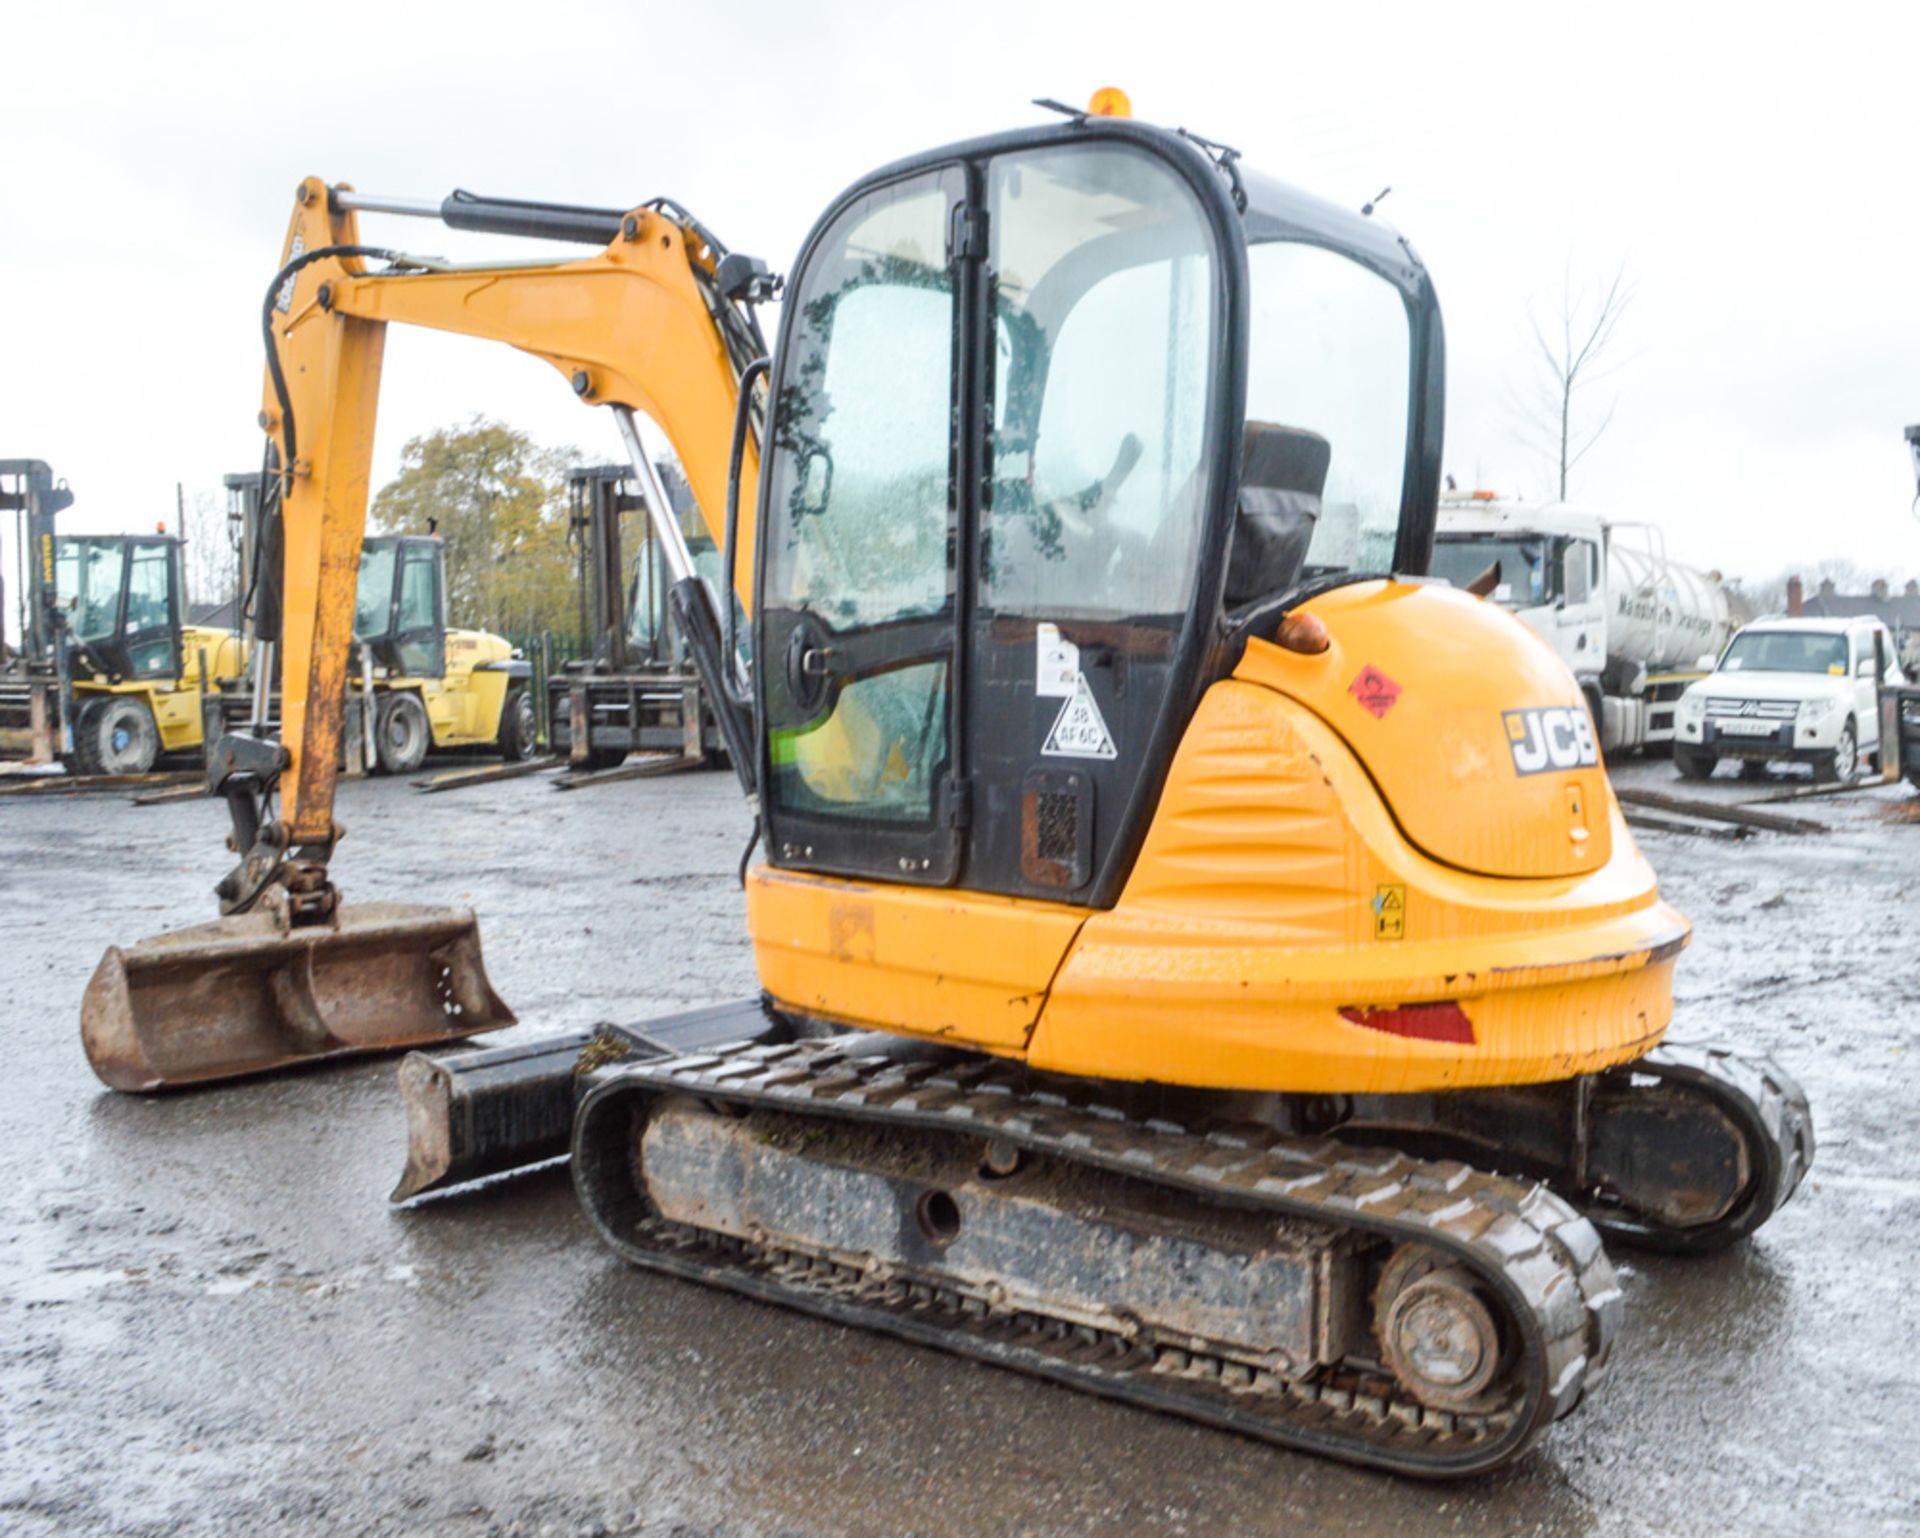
[{"xmin": 1348, "ymin": 664, "xmax": 1402, "ymax": 719}]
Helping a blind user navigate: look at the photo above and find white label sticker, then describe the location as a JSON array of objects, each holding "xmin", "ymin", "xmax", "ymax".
[
  {"xmin": 1043, "ymin": 676, "xmax": 1118, "ymax": 760},
  {"xmin": 1036, "ymin": 622, "xmax": 1079, "ymax": 698}
]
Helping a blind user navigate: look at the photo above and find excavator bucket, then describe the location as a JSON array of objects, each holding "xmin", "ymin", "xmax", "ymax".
[{"xmin": 81, "ymin": 901, "xmax": 513, "ymax": 1092}]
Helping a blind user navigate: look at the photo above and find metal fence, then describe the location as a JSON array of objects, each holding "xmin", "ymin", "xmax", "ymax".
[{"xmin": 505, "ymin": 632, "xmax": 588, "ymax": 745}]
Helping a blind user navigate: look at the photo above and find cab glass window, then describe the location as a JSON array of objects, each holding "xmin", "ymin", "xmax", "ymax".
[
  {"xmin": 55, "ymin": 538, "xmax": 127, "ymax": 643},
  {"xmin": 629, "ymin": 527, "xmax": 750, "ymax": 670},
  {"xmin": 984, "ymin": 145, "xmax": 1216, "ymax": 619},
  {"xmin": 1430, "ymin": 536, "xmax": 1552, "ymax": 603},
  {"xmin": 770, "ymin": 660, "xmax": 948, "ymax": 822},
  {"xmin": 765, "ymin": 174, "xmax": 957, "ymax": 630},
  {"xmin": 762, "ymin": 167, "xmax": 960, "ymax": 827},
  {"xmin": 1244, "ymin": 240, "xmax": 1412, "ymax": 576},
  {"xmin": 124, "ymin": 544, "xmax": 172, "ymax": 633},
  {"xmin": 394, "ymin": 547, "xmax": 441, "ymax": 675},
  {"xmin": 355, "ymin": 543, "xmax": 397, "ymax": 641},
  {"xmin": 397, "ymin": 548, "xmax": 438, "ymax": 632},
  {"xmin": 1719, "ymin": 630, "xmax": 1848, "ymax": 675}
]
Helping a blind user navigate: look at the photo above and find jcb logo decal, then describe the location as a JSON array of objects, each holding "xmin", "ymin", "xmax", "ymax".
[{"xmin": 1505, "ymin": 707, "xmax": 1597, "ymax": 776}]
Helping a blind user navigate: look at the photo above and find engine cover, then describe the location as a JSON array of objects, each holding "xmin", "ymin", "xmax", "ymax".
[{"xmin": 1242, "ymin": 581, "xmax": 1611, "ymax": 879}]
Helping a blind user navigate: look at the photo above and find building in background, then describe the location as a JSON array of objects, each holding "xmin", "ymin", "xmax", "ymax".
[{"xmin": 1789, "ymin": 575, "xmax": 1920, "ymax": 670}]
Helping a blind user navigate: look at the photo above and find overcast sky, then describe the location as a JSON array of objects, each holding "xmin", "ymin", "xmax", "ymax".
[{"xmin": 4, "ymin": 0, "xmax": 1917, "ymax": 618}]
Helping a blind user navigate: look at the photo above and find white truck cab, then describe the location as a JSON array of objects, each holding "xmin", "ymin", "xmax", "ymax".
[
  {"xmin": 1674, "ymin": 615, "xmax": 1905, "ymax": 782},
  {"xmin": 1432, "ymin": 495, "xmax": 1728, "ymax": 754}
]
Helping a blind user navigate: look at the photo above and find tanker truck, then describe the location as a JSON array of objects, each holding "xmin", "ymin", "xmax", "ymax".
[{"xmin": 1432, "ymin": 492, "xmax": 1731, "ymax": 755}]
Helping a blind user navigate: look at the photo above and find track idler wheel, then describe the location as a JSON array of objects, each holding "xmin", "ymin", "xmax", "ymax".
[
  {"xmin": 1374, "ymin": 1245, "xmax": 1510, "ymax": 1413},
  {"xmin": 1324, "ymin": 1042, "xmax": 1815, "ymax": 1257}
]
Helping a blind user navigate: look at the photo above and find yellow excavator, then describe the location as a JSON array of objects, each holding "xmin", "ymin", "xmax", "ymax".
[{"xmin": 81, "ymin": 97, "xmax": 1812, "ymax": 1477}]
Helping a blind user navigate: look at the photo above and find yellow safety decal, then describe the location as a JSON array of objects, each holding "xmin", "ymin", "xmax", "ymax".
[{"xmin": 1373, "ymin": 883, "xmax": 1406, "ymax": 941}]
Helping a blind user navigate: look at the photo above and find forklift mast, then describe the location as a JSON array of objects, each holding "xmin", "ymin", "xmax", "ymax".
[
  {"xmin": 223, "ymin": 471, "xmax": 269, "ymax": 646},
  {"xmin": 569, "ymin": 464, "xmax": 639, "ymax": 671},
  {"xmin": 1, "ymin": 459, "xmax": 76, "ymax": 662}
]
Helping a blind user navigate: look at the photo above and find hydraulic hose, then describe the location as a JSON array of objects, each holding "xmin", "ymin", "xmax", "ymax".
[{"xmin": 259, "ymin": 242, "xmax": 408, "ymax": 492}]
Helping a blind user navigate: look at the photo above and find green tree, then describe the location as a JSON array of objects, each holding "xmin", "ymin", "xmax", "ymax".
[{"xmin": 369, "ymin": 417, "xmax": 580, "ymax": 640}]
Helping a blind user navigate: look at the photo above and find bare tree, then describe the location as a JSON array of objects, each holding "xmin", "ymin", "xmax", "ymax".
[{"xmin": 1521, "ymin": 262, "xmax": 1633, "ymax": 500}]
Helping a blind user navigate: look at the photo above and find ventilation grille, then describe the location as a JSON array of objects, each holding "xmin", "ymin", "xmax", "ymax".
[
  {"xmin": 1035, "ymin": 792, "xmax": 1078, "ymax": 862},
  {"xmin": 1021, "ymin": 769, "xmax": 1093, "ymax": 891}
]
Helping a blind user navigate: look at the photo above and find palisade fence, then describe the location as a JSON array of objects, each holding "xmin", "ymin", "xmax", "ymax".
[{"xmin": 506, "ymin": 632, "xmax": 589, "ymax": 745}]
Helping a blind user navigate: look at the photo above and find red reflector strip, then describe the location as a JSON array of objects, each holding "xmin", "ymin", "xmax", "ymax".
[{"xmin": 1338, "ymin": 1002, "xmax": 1475, "ymax": 1045}]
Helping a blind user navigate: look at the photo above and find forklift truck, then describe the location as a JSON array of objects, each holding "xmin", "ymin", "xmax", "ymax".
[
  {"xmin": 1, "ymin": 459, "xmax": 242, "ymax": 773},
  {"xmin": 545, "ymin": 463, "xmax": 730, "ymax": 770},
  {"xmin": 211, "ymin": 472, "xmax": 534, "ymax": 774}
]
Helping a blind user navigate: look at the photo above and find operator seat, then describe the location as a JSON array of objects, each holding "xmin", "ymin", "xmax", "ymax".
[{"xmin": 1225, "ymin": 422, "xmax": 1330, "ymax": 607}]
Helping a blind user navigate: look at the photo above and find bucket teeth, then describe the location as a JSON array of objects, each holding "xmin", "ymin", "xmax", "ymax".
[{"xmin": 81, "ymin": 901, "xmax": 514, "ymax": 1092}]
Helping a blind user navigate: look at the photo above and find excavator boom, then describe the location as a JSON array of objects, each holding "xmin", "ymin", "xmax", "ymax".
[{"xmin": 82, "ymin": 180, "xmax": 768, "ymax": 1090}]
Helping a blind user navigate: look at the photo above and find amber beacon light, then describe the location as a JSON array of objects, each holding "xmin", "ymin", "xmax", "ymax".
[{"xmin": 1087, "ymin": 86, "xmax": 1132, "ymax": 118}]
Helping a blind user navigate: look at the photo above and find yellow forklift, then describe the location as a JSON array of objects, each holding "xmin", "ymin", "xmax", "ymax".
[
  {"xmin": 1, "ymin": 459, "xmax": 242, "ymax": 774},
  {"xmin": 212, "ymin": 470, "xmax": 536, "ymax": 774}
]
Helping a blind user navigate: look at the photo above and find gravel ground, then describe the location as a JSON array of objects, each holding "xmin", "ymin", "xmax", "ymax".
[{"xmin": 2, "ymin": 757, "xmax": 1916, "ymax": 1537}]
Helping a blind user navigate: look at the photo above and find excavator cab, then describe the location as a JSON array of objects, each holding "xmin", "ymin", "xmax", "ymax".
[{"xmin": 756, "ymin": 126, "xmax": 1441, "ymax": 899}]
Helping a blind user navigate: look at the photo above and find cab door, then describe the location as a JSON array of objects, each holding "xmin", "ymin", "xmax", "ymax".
[
  {"xmin": 1558, "ymin": 537, "xmax": 1604, "ymax": 669},
  {"xmin": 967, "ymin": 141, "xmax": 1224, "ymax": 904},
  {"xmin": 392, "ymin": 540, "xmax": 445, "ymax": 682},
  {"xmin": 758, "ymin": 165, "xmax": 967, "ymax": 883},
  {"xmin": 758, "ymin": 138, "xmax": 1235, "ymax": 902},
  {"xmin": 119, "ymin": 539, "xmax": 182, "ymax": 681}
]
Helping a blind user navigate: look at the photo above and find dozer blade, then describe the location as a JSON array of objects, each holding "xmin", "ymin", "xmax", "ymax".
[
  {"xmin": 393, "ymin": 1028, "xmax": 599, "ymax": 1202},
  {"xmin": 82, "ymin": 901, "xmax": 514, "ymax": 1092},
  {"xmin": 391, "ymin": 999, "xmax": 786, "ymax": 1202}
]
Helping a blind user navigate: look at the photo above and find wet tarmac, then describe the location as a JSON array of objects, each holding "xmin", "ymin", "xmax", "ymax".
[{"xmin": 3, "ymin": 759, "xmax": 1917, "ymax": 1536}]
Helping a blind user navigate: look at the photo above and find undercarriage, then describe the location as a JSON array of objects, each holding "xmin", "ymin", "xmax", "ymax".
[{"xmin": 386, "ymin": 996, "xmax": 1810, "ymax": 1477}]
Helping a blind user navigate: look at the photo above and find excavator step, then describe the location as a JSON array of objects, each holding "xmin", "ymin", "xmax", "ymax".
[{"xmin": 572, "ymin": 1036, "xmax": 1620, "ymax": 1478}]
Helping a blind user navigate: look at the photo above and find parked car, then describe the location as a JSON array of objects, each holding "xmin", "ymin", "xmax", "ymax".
[{"xmin": 1672, "ymin": 615, "xmax": 1905, "ymax": 782}]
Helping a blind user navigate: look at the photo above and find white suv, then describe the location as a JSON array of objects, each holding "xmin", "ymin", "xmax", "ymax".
[{"xmin": 1673, "ymin": 616, "xmax": 1905, "ymax": 782}]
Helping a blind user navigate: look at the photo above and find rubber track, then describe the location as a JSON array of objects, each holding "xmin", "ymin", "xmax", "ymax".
[
  {"xmin": 1587, "ymin": 1041, "xmax": 1815, "ymax": 1254},
  {"xmin": 573, "ymin": 1037, "xmax": 1623, "ymax": 1477}
]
